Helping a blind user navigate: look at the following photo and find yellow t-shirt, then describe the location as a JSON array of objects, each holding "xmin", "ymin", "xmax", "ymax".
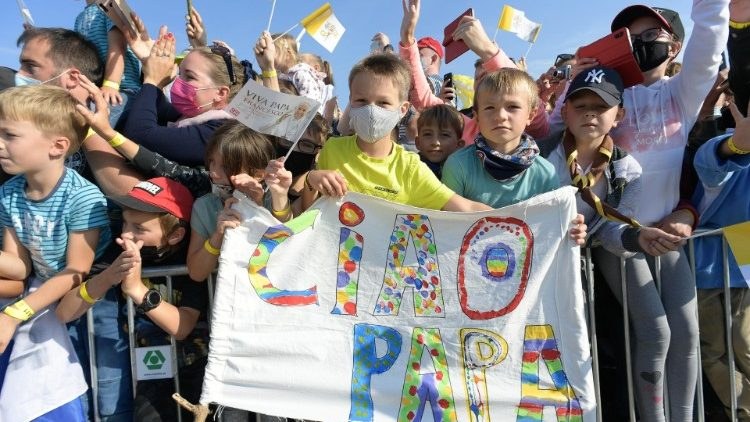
[{"xmin": 317, "ymin": 135, "xmax": 455, "ymax": 210}]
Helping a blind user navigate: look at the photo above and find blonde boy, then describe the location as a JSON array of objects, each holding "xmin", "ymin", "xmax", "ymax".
[
  {"xmin": 302, "ymin": 54, "xmax": 490, "ymax": 212},
  {"xmin": 442, "ymin": 68, "xmax": 559, "ymax": 208},
  {"xmin": 0, "ymin": 85, "xmax": 110, "ymax": 420}
]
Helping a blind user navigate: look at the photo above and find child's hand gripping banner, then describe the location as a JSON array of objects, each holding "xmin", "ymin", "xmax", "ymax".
[{"xmin": 201, "ymin": 187, "xmax": 596, "ymax": 421}]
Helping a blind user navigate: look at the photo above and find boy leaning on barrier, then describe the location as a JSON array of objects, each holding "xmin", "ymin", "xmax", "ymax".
[
  {"xmin": 57, "ymin": 177, "xmax": 210, "ymax": 421},
  {"xmin": 0, "ymin": 85, "xmax": 111, "ymax": 421}
]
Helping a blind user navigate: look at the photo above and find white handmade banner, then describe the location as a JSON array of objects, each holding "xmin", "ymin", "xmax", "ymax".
[{"xmin": 201, "ymin": 187, "xmax": 595, "ymax": 421}]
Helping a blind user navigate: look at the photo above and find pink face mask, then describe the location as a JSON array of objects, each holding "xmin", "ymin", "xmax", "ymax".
[{"xmin": 169, "ymin": 77, "xmax": 214, "ymax": 117}]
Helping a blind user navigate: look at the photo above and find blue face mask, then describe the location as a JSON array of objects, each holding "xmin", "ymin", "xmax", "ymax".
[
  {"xmin": 13, "ymin": 69, "xmax": 70, "ymax": 87},
  {"xmin": 14, "ymin": 72, "xmax": 41, "ymax": 86}
]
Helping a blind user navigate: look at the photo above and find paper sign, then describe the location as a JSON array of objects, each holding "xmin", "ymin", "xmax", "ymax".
[
  {"xmin": 200, "ymin": 187, "xmax": 596, "ymax": 421},
  {"xmin": 135, "ymin": 345, "xmax": 173, "ymax": 381},
  {"xmin": 226, "ymin": 80, "xmax": 319, "ymax": 143}
]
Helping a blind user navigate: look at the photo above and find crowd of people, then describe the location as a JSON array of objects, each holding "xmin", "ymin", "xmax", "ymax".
[{"xmin": 0, "ymin": 0, "xmax": 747, "ymax": 420}]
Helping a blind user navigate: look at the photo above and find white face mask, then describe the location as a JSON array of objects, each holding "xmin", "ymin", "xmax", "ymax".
[
  {"xmin": 420, "ymin": 56, "xmax": 432, "ymax": 72},
  {"xmin": 348, "ymin": 104, "xmax": 403, "ymax": 144}
]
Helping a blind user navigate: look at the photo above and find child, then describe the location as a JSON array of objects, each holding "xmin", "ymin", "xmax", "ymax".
[
  {"xmin": 0, "ymin": 85, "xmax": 111, "ymax": 421},
  {"xmin": 441, "ymin": 68, "xmax": 559, "ymax": 209},
  {"xmin": 187, "ymin": 121, "xmax": 292, "ymax": 283},
  {"xmin": 545, "ymin": 66, "xmax": 686, "ymax": 420},
  {"xmin": 302, "ymin": 53, "xmax": 490, "ymax": 213},
  {"xmin": 74, "ymin": 0, "xmax": 141, "ymax": 126},
  {"xmin": 415, "ymin": 104, "xmax": 465, "ymax": 179},
  {"xmin": 56, "ymin": 177, "xmax": 209, "ymax": 421},
  {"xmin": 692, "ymin": 102, "xmax": 750, "ymax": 419}
]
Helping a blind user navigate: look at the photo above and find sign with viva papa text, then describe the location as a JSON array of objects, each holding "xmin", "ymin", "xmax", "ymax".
[{"xmin": 201, "ymin": 187, "xmax": 596, "ymax": 421}]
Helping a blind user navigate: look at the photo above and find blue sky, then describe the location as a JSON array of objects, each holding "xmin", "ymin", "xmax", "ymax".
[{"xmin": 0, "ymin": 1, "xmax": 693, "ymax": 106}]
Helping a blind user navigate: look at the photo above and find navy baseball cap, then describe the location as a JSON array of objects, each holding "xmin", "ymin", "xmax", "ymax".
[{"xmin": 565, "ymin": 66, "xmax": 625, "ymax": 107}]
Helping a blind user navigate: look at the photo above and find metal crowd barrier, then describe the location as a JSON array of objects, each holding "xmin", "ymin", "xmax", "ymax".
[
  {"xmin": 84, "ymin": 266, "xmax": 214, "ymax": 422},
  {"xmin": 81, "ymin": 232, "xmax": 743, "ymax": 422}
]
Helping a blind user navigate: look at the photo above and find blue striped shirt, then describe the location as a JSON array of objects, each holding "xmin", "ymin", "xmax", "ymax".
[
  {"xmin": 0, "ymin": 169, "xmax": 111, "ymax": 280},
  {"xmin": 74, "ymin": 4, "xmax": 142, "ymax": 91}
]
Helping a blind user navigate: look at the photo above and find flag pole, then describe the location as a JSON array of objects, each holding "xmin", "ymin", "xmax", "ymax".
[
  {"xmin": 272, "ymin": 23, "xmax": 300, "ymax": 42},
  {"xmin": 522, "ymin": 42, "xmax": 534, "ymax": 60},
  {"xmin": 493, "ymin": 27, "xmax": 500, "ymax": 42},
  {"xmin": 266, "ymin": 0, "xmax": 277, "ymax": 32}
]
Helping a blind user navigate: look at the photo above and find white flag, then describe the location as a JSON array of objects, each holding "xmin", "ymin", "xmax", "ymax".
[
  {"xmin": 498, "ymin": 5, "xmax": 541, "ymax": 43},
  {"xmin": 300, "ymin": 3, "xmax": 345, "ymax": 53}
]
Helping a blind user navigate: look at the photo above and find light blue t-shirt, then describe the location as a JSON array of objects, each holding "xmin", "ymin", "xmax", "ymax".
[
  {"xmin": 74, "ymin": 4, "xmax": 142, "ymax": 91},
  {"xmin": 442, "ymin": 145, "xmax": 560, "ymax": 209},
  {"xmin": 0, "ymin": 169, "xmax": 111, "ymax": 281}
]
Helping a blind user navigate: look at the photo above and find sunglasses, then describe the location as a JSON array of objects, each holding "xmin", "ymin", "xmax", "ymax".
[
  {"xmin": 630, "ymin": 27, "xmax": 672, "ymax": 43},
  {"xmin": 554, "ymin": 54, "xmax": 574, "ymax": 67},
  {"xmin": 209, "ymin": 43, "xmax": 236, "ymax": 85}
]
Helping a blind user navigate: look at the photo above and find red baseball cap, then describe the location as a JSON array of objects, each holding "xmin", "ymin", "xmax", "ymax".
[
  {"xmin": 111, "ymin": 177, "xmax": 194, "ymax": 221},
  {"xmin": 417, "ymin": 37, "xmax": 444, "ymax": 59}
]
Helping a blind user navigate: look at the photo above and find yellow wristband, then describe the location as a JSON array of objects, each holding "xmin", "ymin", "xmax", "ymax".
[
  {"xmin": 102, "ymin": 79, "xmax": 121, "ymax": 90},
  {"xmin": 729, "ymin": 20, "xmax": 750, "ymax": 29},
  {"xmin": 79, "ymin": 281, "xmax": 98, "ymax": 304},
  {"xmin": 727, "ymin": 136, "xmax": 750, "ymax": 155},
  {"xmin": 108, "ymin": 132, "xmax": 126, "ymax": 148},
  {"xmin": 204, "ymin": 239, "xmax": 220, "ymax": 256},
  {"xmin": 271, "ymin": 204, "xmax": 291, "ymax": 218},
  {"xmin": 261, "ymin": 69, "xmax": 277, "ymax": 79},
  {"xmin": 3, "ymin": 299, "xmax": 34, "ymax": 322}
]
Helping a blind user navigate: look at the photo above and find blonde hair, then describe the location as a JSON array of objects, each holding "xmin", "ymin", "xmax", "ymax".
[
  {"xmin": 0, "ymin": 85, "xmax": 87, "ymax": 156},
  {"xmin": 191, "ymin": 47, "xmax": 246, "ymax": 100},
  {"xmin": 473, "ymin": 68, "xmax": 539, "ymax": 111},
  {"xmin": 348, "ymin": 54, "xmax": 411, "ymax": 102}
]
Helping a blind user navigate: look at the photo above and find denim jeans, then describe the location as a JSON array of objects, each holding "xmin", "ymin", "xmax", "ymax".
[{"xmin": 68, "ymin": 289, "xmax": 133, "ymax": 421}]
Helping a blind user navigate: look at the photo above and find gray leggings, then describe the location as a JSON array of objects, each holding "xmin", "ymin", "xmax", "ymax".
[{"xmin": 592, "ymin": 247, "xmax": 699, "ymax": 422}]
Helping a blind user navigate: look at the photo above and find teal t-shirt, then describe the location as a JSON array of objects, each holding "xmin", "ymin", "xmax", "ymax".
[{"xmin": 442, "ymin": 145, "xmax": 560, "ymax": 209}]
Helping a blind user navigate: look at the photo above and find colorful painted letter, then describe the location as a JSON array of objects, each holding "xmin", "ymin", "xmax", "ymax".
[
  {"xmin": 374, "ymin": 214, "xmax": 445, "ymax": 317},
  {"xmin": 517, "ymin": 325, "xmax": 582, "ymax": 421},
  {"xmin": 349, "ymin": 324, "xmax": 403, "ymax": 421},
  {"xmin": 399, "ymin": 328, "xmax": 457, "ymax": 422},
  {"xmin": 332, "ymin": 227, "xmax": 364, "ymax": 315},
  {"xmin": 458, "ymin": 217, "xmax": 533, "ymax": 320},
  {"xmin": 460, "ymin": 328, "xmax": 508, "ymax": 421},
  {"xmin": 247, "ymin": 210, "xmax": 319, "ymax": 306}
]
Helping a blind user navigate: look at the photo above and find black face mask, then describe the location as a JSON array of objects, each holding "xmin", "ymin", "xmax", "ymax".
[
  {"xmin": 140, "ymin": 245, "xmax": 172, "ymax": 264},
  {"xmin": 275, "ymin": 145, "xmax": 316, "ymax": 178},
  {"xmin": 632, "ymin": 39, "xmax": 671, "ymax": 72}
]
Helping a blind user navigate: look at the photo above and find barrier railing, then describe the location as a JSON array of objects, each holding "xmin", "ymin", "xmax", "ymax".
[{"xmin": 81, "ymin": 233, "xmax": 742, "ymax": 421}]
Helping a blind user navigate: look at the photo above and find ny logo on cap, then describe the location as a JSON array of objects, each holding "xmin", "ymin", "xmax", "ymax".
[
  {"xmin": 134, "ymin": 181, "xmax": 163, "ymax": 196},
  {"xmin": 585, "ymin": 69, "xmax": 605, "ymax": 84}
]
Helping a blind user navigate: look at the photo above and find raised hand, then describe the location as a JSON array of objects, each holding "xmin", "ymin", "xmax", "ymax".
[
  {"xmin": 253, "ymin": 31, "xmax": 277, "ymax": 72},
  {"xmin": 400, "ymin": 0, "xmax": 420, "ymax": 45},
  {"xmin": 142, "ymin": 33, "xmax": 177, "ymax": 89},
  {"xmin": 186, "ymin": 7, "xmax": 207, "ymax": 48},
  {"xmin": 123, "ymin": 12, "xmax": 168, "ymax": 61},
  {"xmin": 727, "ymin": 99, "xmax": 750, "ymax": 153},
  {"xmin": 451, "ymin": 16, "xmax": 497, "ymax": 61}
]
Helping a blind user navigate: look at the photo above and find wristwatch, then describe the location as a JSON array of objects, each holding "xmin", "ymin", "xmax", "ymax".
[{"xmin": 136, "ymin": 289, "xmax": 162, "ymax": 314}]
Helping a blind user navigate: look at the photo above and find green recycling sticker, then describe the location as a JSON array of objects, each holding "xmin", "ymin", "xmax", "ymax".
[{"xmin": 135, "ymin": 346, "xmax": 173, "ymax": 380}]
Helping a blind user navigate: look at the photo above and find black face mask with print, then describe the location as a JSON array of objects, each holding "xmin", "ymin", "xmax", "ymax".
[
  {"xmin": 632, "ymin": 39, "xmax": 671, "ymax": 72},
  {"xmin": 275, "ymin": 145, "xmax": 316, "ymax": 178}
]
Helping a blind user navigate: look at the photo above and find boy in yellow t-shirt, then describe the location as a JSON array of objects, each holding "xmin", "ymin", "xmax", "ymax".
[{"xmin": 302, "ymin": 53, "xmax": 490, "ymax": 212}]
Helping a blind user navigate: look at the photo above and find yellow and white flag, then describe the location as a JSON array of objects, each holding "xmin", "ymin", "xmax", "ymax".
[
  {"xmin": 498, "ymin": 5, "xmax": 541, "ymax": 43},
  {"xmin": 724, "ymin": 221, "xmax": 750, "ymax": 280},
  {"xmin": 301, "ymin": 3, "xmax": 345, "ymax": 53}
]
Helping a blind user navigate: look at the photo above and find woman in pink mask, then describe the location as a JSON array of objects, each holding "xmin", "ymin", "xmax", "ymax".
[{"xmin": 121, "ymin": 31, "xmax": 247, "ymax": 167}]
